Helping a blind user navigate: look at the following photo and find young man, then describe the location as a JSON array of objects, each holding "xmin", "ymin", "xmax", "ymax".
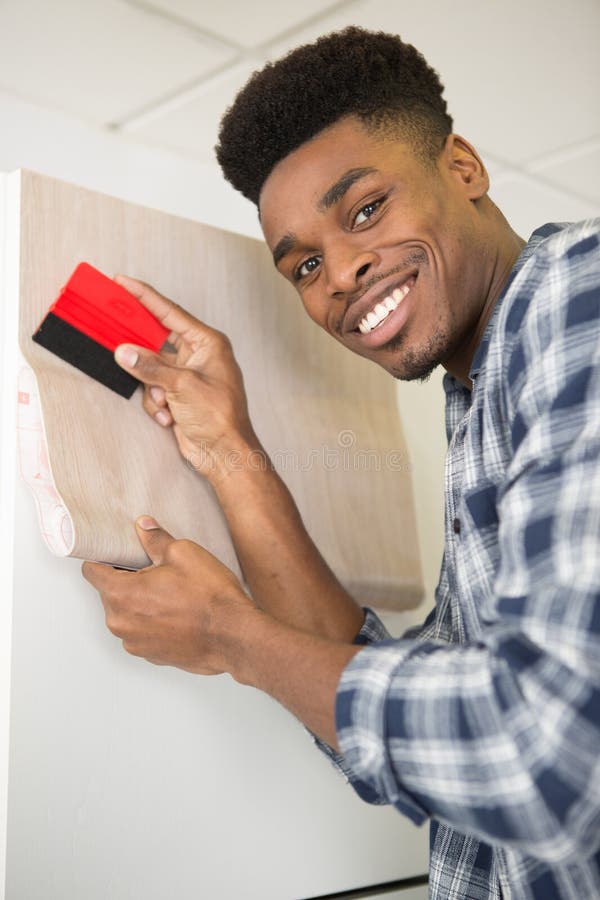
[{"xmin": 83, "ymin": 28, "xmax": 600, "ymax": 899}]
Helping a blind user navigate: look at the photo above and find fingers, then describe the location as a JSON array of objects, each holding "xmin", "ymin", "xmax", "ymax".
[
  {"xmin": 81, "ymin": 518, "xmax": 174, "ymax": 596},
  {"xmin": 144, "ymin": 385, "xmax": 173, "ymax": 427},
  {"xmin": 115, "ymin": 276, "xmax": 241, "ymax": 387},
  {"xmin": 114, "ymin": 274, "xmax": 216, "ymax": 346},
  {"xmin": 135, "ymin": 517, "xmax": 176, "ymax": 566},
  {"xmin": 149, "ymin": 385, "xmax": 166, "ymax": 406},
  {"xmin": 114, "ymin": 344, "xmax": 192, "ymax": 393},
  {"xmin": 82, "ymin": 560, "xmax": 132, "ymax": 592}
]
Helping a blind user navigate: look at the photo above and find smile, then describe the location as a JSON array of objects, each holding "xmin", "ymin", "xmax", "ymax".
[{"xmin": 356, "ymin": 277, "xmax": 416, "ymax": 334}]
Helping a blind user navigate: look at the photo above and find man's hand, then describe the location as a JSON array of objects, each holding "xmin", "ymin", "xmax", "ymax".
[
  {"xmin": 82, "ymin": 517, "xmax": 254, "ymax": 675},
  {"xmin": 82, "ymin": 518, "xmax": 357, "ymax": 749},
  {"xmin": 112, "ymin": 274, "xmax": 258, "ymax": 481}
]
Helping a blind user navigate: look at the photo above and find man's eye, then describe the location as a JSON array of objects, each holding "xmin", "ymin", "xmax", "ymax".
[
  {"xmin": 353, "ymin": 199, "xmax": 383, "ymax": 227},
  {"xmin": 296, "ymin": 255, "xmax": 321, "ymax": 280}
]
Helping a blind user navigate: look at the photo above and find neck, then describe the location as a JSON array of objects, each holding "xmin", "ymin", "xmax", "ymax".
[{"xmin": 444, "ymin": 220, "xmax": 526, "ymax": 388}]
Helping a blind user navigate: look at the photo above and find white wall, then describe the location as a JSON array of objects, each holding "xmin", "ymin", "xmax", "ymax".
[{"xmin": 0, "ymin": 172, "xmax": 18, "ymax": 900}]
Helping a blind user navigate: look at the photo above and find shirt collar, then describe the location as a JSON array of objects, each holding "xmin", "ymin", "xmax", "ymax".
[{"xmin": 468, "ymin": 223, "xmax": 569, "ymax": 382}]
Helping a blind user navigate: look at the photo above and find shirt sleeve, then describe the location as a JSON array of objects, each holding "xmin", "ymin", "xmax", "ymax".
[
  {"xmin": 335, "ymin": 227, "xmax": 600, "ymax": 864},
  {"xmin": 312, "ymin": 604, "xmax": 446, "ymax": 822}
]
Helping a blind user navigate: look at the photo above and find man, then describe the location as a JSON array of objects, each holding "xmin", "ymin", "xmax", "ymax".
[{"xmin": 83, "ymin": 28, "xmax": 600, "ymax": 899}]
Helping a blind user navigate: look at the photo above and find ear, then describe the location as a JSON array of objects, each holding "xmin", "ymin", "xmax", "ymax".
[{"xmin": 442, "ymin": 134, "xmax": 489, "ymax": 201}]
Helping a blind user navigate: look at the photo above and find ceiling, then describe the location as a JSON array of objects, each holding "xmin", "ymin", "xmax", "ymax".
[{"xmin": 0, "ymin": 0, "xmax": 599, "ymax": 211}]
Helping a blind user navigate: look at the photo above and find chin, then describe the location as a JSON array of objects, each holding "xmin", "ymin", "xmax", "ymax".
[
  {"xmin": 390, "ymin": 361, "xmax": 439, "ymax": 383},
  {"xmin": 384, "ymin": 328, "xmax": 453, "ymax": 382}
]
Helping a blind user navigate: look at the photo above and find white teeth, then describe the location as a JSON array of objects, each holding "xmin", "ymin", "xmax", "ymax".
[
  {"xmin": 393, "ymin": 283, "xmax": 411, "ymax": 303},
  {"xmin": 358, "ymin": 279, "xmax": 413, "ymax": 334}
]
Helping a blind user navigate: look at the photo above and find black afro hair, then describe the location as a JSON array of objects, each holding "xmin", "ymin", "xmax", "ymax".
[{"xmin": 216, "ymin": 26, "xmax": 453, "ymax": 205}]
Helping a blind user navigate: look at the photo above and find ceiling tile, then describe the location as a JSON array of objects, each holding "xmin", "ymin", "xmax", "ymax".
[
  {"xmin": 0, "ymin": 0, "xmax": 234, "ymax": 125},
  {"xmin": 265, "ymin": 0, "xmax": 369, "ymax": 57},
  {"xmin": 130, "ymin": 1, "xmax": 371, "ymax": 163},
  {"xmin": 528, "ymin": 140, "xmax": 600, "ymax": 206},
  {"xmin": 124, "ymin": 61, "xmax": 260, "ymax": 162},
  {"xmin": 344, "ymin": 0, "xmax": 600, "ymax": 165},
  {"xmin": 139, "ymin": 0, "xmax": 353, "ymax": 49},
  {"xmin": 489, "ymin": 174, "xmax": 599, "ymax": 242}
]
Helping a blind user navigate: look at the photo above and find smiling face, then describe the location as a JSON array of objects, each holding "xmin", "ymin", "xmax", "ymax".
[{"xmin": 259, "ymin": 116, "xmax": 496, "ymax": 382}]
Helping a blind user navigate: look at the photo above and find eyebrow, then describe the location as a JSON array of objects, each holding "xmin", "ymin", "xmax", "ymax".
[
  {"xmin": 318, "ymin": 166, "xmax": 378, "ymax": 211},
  {"xmin": 272, "ymin": 232, "xmax": 297, "ymax": 268}
]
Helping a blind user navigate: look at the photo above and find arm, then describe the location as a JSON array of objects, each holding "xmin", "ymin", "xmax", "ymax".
[
  {"xmin": 112, "ymin": 275, "xmax": 364, "ymax": 642},
  {"xmin": 211, "ymin": 443, "xmax": 366, "ymax": 642}
]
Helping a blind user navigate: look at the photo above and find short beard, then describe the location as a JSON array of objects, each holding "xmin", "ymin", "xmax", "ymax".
[{"xmin": 386, "ymin": 318, "xmax": 458, "ymax": 383}]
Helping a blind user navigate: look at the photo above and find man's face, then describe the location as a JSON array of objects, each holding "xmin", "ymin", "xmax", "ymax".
[{"xmin": 259, "ymin": 117, "xmax": 490, "ymax": 381}]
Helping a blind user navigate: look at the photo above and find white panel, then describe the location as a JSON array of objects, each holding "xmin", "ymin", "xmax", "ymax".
[
  {"xmin": 346, "ymin": 0, "xmax": 600, "ymax": 164},
  {"xmin": 0, "ymin": 0, "xmax": 234, "ymax": 124},
  {"xmin": 141, "ymin": 0, "xmax": 354, "ymax": 48},
  {"xmin": 5, "ymin": 482, "xmax": 429, "ymax": 899},
  {"xmin": 0, "ymin": 170, "xmax": 20, "ymax": 900},
  {"xmin": 530, "ymin": 141, "xmax": 600, "ymax": 206},
  {"xmin": 125, "ymin": 60, "xmax": 259, "ymax": 161}
]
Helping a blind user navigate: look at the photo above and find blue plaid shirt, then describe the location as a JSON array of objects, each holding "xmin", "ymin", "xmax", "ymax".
[{"xmin": 318, "ymin": 220, "xmax": 600, "ymax": 899}]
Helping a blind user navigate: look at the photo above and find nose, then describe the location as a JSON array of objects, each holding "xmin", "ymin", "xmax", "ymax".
[{"xmin": 324, "ymin": 243, "xmax": 379, "ymax": 298}]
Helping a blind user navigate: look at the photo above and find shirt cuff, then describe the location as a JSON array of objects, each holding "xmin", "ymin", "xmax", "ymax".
[
  {"xmin": 310, "ymin": 607, "xmax": 392, "ymax": 806},
  {"xmin": 336, "ymin": 639, "xmax": 429, "ymax": 825}
]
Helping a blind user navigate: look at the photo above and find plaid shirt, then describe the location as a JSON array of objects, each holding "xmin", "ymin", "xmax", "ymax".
[{"xmin": 317, "ymin": 220, "xmax": 600, "ymax": 898}]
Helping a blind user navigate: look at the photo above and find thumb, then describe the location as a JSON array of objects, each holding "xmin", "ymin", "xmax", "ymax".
[
  {"xmin": 135, "ymin": 516, "xmax": 175, "ymax": 565},
  {"xmin": 115, "ymin": 344, "xmax": 181, "ymax": 391}
]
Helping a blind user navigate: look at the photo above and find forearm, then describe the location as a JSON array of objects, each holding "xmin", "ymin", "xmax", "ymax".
[
  {"xmin": 209, "ymin": 434, "xmax": 365, "ymax": 642},
  {"xmin": 224, "ymin": 603, "xmax": 361, "ymax": 750}
]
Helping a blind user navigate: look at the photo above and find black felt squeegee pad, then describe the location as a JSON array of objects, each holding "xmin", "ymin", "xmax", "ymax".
[{"xmin": 33, "ymin": 312, "xmax": 140, "ymax": 398}]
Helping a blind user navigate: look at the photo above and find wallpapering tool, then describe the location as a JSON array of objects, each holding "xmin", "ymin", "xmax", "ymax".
[{"xmin": 32, "ymin": 262, "xmax": 170, "ymax": 398}]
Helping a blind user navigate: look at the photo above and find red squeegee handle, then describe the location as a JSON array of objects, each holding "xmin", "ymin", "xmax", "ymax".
[{"xmin": 49, "ymin": 262, "xmax": 171, "ymax": 354}]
